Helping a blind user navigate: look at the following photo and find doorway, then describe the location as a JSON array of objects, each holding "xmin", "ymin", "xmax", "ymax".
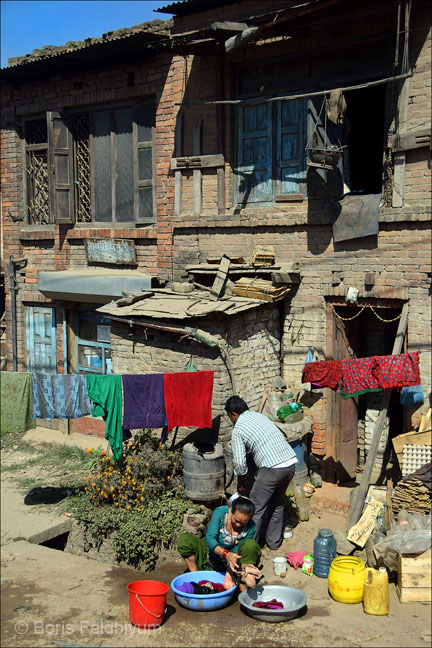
[{"xmin": 326, "ymin": 299, "xmax": 404, "ymax": 484}]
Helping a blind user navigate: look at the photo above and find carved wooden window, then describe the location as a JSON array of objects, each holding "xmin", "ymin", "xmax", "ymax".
[{"xmin": 23, "ymin": 99, "xmax": 155, "ymax": 226}]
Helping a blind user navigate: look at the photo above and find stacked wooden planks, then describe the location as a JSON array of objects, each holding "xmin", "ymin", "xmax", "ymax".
[{"xmin": 231, "ymin": 277, "xmax": 291, "ymax": 302}]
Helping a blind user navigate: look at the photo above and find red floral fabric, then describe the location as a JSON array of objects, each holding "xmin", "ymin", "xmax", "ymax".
[
  {"xmin": 373, "ymin": 352, "xmax": 420, "ymax": 390},
  {"xmin": 341, "ymin": 357, "xmax": 381, "ymax": 395}
]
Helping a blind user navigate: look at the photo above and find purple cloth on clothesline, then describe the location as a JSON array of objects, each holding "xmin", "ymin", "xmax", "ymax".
[{"xmin": 122, "ymin": 374, "xmax": 167, "ymax": 430}]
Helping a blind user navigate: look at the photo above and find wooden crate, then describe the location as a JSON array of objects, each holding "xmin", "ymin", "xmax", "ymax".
[{"xmin": 396, "ymin": 548, "xmax": 431, "ymax": 602}]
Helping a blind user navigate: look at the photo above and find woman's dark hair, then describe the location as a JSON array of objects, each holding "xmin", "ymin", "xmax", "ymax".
[
  {"xmin": 231, "ymin": 496, "xmax": 255, "ymax": 517},
  {"xmin": 225, "ymin": 395, "xmax": 249, "ymax": 415}
]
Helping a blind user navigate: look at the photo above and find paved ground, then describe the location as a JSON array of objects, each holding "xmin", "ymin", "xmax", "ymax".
[{"xmin": 1, "ymin": 428, "xmax": 431, "ymax": 648}]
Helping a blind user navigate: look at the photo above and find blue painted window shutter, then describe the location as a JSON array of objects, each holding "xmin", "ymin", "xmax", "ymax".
[
  {"xmin": 238, "ymin": 103, "xmax": 272, "ymax": 203},
  {"xmin": 237, "ymin": 99, "xmax": 306, "ymax": 203},
  {"xmin": 277, "ymin": 99, "xmax": 306, "ymax": 194},
  {"xmin": 25, "ymin": 306, "xmax": 57, "ymax": 373}
]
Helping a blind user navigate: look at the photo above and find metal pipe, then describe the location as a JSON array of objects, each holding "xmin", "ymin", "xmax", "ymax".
[
  {"xmin": 7, "ymin": 257, "xmax": 27, "ymax": 372},
  {"xmin": 7, "ymin": 260, "xmax": 18, "ymax": 372}
]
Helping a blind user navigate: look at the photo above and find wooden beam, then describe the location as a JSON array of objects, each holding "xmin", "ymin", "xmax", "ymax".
[
  {"xmin": 193, "ymin": 120, "xmax": 202, "ymax": 218},
  {"xmin": 210, "ymin": 21, "xmax": 249, "ymax": 32},
  {"xmin": 173, "ymin": 110, "xmax": 183, "ymax": 217},
  {"xmin": 210, "ymin": 255, "xmax": 230, "ymax": 301},
  {"xmin": 346, "ymin": 302, "xmax": 409, "ymax": 531},
  {"xmin": 170, "ymin": 154, "xmax": 224, "ymax": 170}
]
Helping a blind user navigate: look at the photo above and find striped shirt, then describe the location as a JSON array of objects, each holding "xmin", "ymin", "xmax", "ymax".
[{"xmin": 231, "ymin": 410, "xmax": 297, "ymax": 475}]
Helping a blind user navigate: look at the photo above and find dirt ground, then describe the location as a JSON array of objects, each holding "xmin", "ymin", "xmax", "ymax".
[{"xmin": 1, "ymin": 432, "xmax": 431, "ymax": 648}]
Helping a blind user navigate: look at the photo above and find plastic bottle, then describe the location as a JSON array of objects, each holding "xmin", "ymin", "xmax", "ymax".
[
  {"xmin": 313, "ymin": 529, "xmax": 337, "ymax": 578},
  {"xmin": 294, "ymin": 482, "xmax": 310, "ymax": 521},
  {"xmin": 277, "ymin": 402, "xmax": 300, "ymax": 421},
  {"xmin": 363, "ymin": 567, "xmax": 389, "ymax": 615}
]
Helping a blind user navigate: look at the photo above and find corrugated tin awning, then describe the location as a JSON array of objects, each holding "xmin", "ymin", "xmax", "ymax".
[
  {"xmin": 96, "ymin": 288, "xmax": 267, "ymax": 320},
  {"xmin": 38, "ymin": 270, "xmax": 153, "ymax": 304}
]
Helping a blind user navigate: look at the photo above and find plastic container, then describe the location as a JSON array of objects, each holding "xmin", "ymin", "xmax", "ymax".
[
  {"xmin": 171, "ymin": 570, "xmax": 237, "ymax": 611},
  {"xmin": 363, "ymin": 567, "xmax": 389, "ymax": 615},
  {"xmin": 182, "ymin": 442, "xmax": 225, "ymax": 501},
  {"xmin": 313, "ymin": 529, "xmax": 337, "ymax": 578},
  {"xmin": 277, "ymin": 402, "xmax": 301, "ymax": 421},
  {"xmin": 283, "ymin": 525, "xmax": 293, "ymax": 539},
  {"xmin": 328, "ymin": 556, "xmax": 366, "ymax": 604},
  {"xmin": 293, "ymin": 482, "xmax": 310, "ymax": 521},
  {"xmin": 127, "ymin": 580, "xmax": 169, "ymax": 628},
  {"xmin": 273, "ymin": 557, "xmax": 287, "ymax": 576}
]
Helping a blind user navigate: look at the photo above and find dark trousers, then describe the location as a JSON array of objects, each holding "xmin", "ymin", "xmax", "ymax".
[{"xmin": 250, "ymin": 464, "xmax": 295, "ymax": 550}]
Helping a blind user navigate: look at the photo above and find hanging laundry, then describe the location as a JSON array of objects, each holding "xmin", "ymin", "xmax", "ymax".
[
  {"xmin": 373, "ymin": 352, "xmax": 420, "ymax": 390},
  {"xmin": 86, "ymin": 375, "xmax": 123, "ymax": 461},
  {"xmin": 302, "ymin": 360, "xmax": 342, "ymax": 390},
  {"xmin": 341, "ymin": 356, "xmax": 382, "ymax": 397},
  {"xmin": 32, "ymin": 374, "xmax": 92, "ymax": 420},
  {"xmin": 122, "ymin": 374, "xmax": 167, "ymax": 430},
  {"xmin": 0, "ymin": 371, "xmax": 36, "ymax": 434},
  {"xmin": 163, "ymin": 371, "xmax": 214, "ymax": 431}
]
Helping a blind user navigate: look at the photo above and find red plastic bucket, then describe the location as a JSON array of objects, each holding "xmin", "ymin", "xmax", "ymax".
[{"xmin": 127, "ymin": 580, "xmax": 169, "ymax": 628}]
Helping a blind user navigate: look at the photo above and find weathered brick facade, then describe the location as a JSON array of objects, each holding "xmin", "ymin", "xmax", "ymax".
[{"xmin": 1, "ymin": 0, "xmax": 430, "ymax": 481}]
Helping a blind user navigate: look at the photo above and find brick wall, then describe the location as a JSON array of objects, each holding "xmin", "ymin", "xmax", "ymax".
[
  {"xmin": 1, "ymin": 1, "xmax": 430, "ymax": 463},
  {"xmin": 110, "ymin": 305, "xmax": 280, "ymax": 446}
]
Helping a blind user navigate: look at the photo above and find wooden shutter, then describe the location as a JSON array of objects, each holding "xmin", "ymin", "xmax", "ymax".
[
  {"xmin": 237, "ymin": 102, "xmax": 272, "ymax": 203},
  {"xmin": 307, "ymin": 97, "xmax": 343, "ymax": 198},
  {"xmin": 277, "ymin": 99, "xmax": 306, "ymax": 194},
  {"xmin": 47, "ymin": 112, "xmax": 75, "ymax": 223},
  {"xmin": 134, "ymin": 101, "xmax": 155, "ymax": 223}
]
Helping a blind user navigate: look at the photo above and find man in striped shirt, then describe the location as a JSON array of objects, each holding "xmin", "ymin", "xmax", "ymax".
[{"xmin": 225, "ymin": 395, "xmax": 297, "ymax": 550}]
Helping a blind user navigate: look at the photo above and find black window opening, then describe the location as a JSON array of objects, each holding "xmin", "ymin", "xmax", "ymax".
[
  {"xmin": 24, "ymin": 99, "xmax": 156, "ymax": 226},
  {"xmin": 343, "ymin": 85, "xmax": 386, "ymax": 195}
]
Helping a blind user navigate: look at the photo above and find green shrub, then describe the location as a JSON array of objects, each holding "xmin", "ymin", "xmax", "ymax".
[{"xmin": 67, "ymin": 430, "xmax": 205, "ymax": 570}]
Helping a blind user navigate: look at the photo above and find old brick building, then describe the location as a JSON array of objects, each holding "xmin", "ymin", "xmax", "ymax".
[{"xmin": 1, "ymin": 0, "xmax": 430, "ymax": 482}]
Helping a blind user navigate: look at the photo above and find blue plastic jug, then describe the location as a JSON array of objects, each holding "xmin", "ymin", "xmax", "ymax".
[{"xmin": 313, "ymin": 529, "xmax": 337, "ymax": 578}]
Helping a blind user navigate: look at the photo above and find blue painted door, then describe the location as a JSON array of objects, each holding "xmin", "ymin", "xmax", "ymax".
[{"xmin": 25, "ymin": 306, "xmax": 57, "ymax": 373}]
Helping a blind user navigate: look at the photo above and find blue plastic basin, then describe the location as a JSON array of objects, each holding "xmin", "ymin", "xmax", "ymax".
[{"xmin": 171, "ymin": 570, "xmax": 237, "ymax": 611}]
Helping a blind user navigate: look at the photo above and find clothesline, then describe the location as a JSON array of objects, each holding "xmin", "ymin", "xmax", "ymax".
[
  {"xmin": 1, "ymin": 370, "xmax": 214, "ymax": 461},
  {"xmin": 302, "ymin": 351, "xmax": 421, "ymax": 398}
]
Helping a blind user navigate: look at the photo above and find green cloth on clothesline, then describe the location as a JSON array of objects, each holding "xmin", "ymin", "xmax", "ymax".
[
  {"xmin": 0, "ymin": 371, "xmax": 36, "ymax": 435},
  {"xmin": 86, "ymin": 374, "xmax": 123, "ymax": 460}
]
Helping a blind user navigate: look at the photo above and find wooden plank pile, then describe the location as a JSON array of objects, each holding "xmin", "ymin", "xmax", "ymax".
[
  {"xmin": 231, "ymin": 277, "xmax": 290, "ymax": 302},
  {"xmin": 251, "ymin": 245, "xmax": 275, "ymax": 267},
  {"xmin": 391, "ymin": 475, "xmax": 431, "ymax": 515}
]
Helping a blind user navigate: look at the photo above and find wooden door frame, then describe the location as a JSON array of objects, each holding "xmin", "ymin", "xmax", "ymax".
[{"xmin": 325, "ymin": 297, "xmax": 406, "ymax": 482}]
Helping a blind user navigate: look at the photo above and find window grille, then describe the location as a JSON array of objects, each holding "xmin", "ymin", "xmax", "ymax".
[
  {"xmin": 73, "ymin": 114, "xmax": 92, "ymax": 223},
  {"xmin": 27, "ymin": 151, "xmax": 50, "ymax": 225},
  {"xmin": 27, "ymin": 119, "xmax": 47, "ymax": 145}
]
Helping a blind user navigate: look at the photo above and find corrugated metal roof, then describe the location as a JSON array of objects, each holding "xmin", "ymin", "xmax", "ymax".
[
  {"xmin": 96, "ymin": 288, "xmax": 267, "ymax": 320},
  {"xmin": 2, "ymin": 18, "xmax": 172, "ymax": 71},
  {"xmin": 156, "ymin": 0, "xmax": 237, "ymax": 16}
]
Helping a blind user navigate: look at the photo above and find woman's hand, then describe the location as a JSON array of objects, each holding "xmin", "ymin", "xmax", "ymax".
[{"xmin": 225, "ymin": 551, "xmax": 240, "ymax": 573}]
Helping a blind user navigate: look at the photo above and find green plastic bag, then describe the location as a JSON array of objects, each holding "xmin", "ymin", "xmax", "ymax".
[{"xmin": 184, "ymin": 355, "xmax": 197, "ymax": 372}]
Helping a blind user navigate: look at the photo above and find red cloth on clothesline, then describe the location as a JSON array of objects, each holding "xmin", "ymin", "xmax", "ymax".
[
  {"xmin": 163, "ymin": 371, "xmax": 213, "ymax": 431},
  {"xmin": 302, "ymin": 360, "xmax": 342, "ymax": 390},
  {"xmin": 373, "ymin": 352, "xmax": 420, "ymax": 390}
]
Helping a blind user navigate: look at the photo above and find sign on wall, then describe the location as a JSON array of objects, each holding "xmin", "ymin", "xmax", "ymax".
[{"xmin": 84, "ymin": 238, "xmax": 137, "ymax": 265}]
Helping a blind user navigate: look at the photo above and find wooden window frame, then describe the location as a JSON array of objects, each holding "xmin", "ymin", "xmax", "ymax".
[{"xmin": 22, "ymin": 98, "xmax": 156, "ymax": 227}]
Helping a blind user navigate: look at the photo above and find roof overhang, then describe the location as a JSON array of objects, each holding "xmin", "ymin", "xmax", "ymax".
[{"xmin": 38, "ymin": 270, "xmax": 153, "ymax": 304}]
